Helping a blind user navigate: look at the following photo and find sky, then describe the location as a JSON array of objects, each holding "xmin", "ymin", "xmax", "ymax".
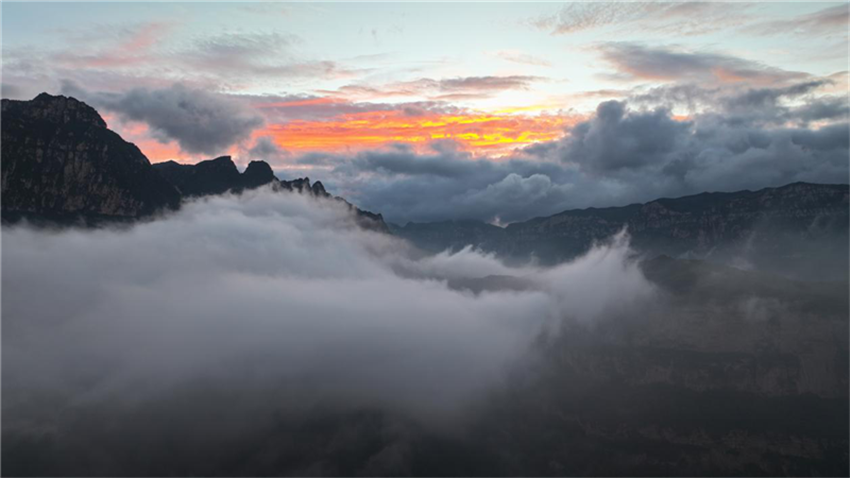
[{"xmin": 2, "ymin": 2, "xmax": 849, "ymax": 224}]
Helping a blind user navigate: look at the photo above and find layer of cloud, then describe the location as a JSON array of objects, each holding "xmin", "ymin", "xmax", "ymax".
[
  {"xmin": 291, "ymin": 88, "xmax": 847, "ymax": 224},
  {"xmin": 488, "ymin": 50, "xmax": 552, "ymax": 67},
  {"xmin": 532, "ymin": 2, "xmax": 753, "ymax": 37},
  {"xmin": 62, "ymin": 82, "xmax": 264, "ymax": 155},
  {"xmin": 3, "ymin": 189, "xmax": 653, "ymax": 473},
  {"xmin": 598, "ymin": 43, "xmax": 808, "ymax": 85},
  {"xmin": 530, "ymin": 99, "xmax": 849, "ymax": 193},
  {"xmin": 245, "ymin": 136, "xmax": 289, "ymax": 162},
  {"xmin": 323, "ymin": 75, "xmax": 546, "ymax": 102},
  {"xmin": 745, "ymin": 4, "xmax": 849, "ymax": 38},
  {"xmin": 181, "ymin": 31, "xmax": 353, "ymax": 81}
]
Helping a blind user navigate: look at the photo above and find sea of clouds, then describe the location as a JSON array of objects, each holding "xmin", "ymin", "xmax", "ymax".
[{"xmin": 2, "ymin": 188, "xmax": 655, "ymax": 473}]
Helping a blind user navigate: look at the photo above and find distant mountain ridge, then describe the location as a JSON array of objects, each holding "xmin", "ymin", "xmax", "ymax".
[
  {"xmin": 392, "ymin": 182, "xmax": 849, "ymax": 279},
  {"xmin": 1, "ymin": 93, "xmax": 388, "ymax": 232}
]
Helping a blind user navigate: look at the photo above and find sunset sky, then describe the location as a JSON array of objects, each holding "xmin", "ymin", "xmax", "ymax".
[{"xmin": 3, "ymin": 2, "xmax": 848, "ymax": 223}]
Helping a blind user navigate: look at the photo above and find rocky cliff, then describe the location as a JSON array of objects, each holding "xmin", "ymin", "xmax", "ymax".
[{"xmin": 1, "ymin": 93, "xmax": 181, "ymax": 222}]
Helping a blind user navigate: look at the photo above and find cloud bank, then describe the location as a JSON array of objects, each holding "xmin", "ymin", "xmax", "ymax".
[
  {"xmin": 301, "ymin": 85, "xmax": 847, "ymax": 225},
  {"xmin": 3, "ymin": 189, "xmax": 653, "ymax": 473},
  {"xmin": 61, "ymin": 82, "xmax": 264, "ymax": 155}
]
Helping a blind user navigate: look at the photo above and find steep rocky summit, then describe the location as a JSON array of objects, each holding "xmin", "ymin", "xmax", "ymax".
[
  {"xmin": 152, "ymin": 156, "xmax": 389, "ymax": 233},
  {"xmin": 1, "ymin": 93, "xmax": 181, "ymax": 222},
  {"xmin": 152, "ymin": 157, "xmax": 282, "ymax": 196}
]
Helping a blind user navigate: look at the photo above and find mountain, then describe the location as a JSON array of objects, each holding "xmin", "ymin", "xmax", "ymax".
[
  {"xmin": 393, "ymin": 183, "xmax": 850, "ymax": 280},
  {"xmin": 152, "ymin": 156, "xmax": 243, "ymax": 196},
  {"xmin": 152, "ymin": 157, "xmax": 282, "ymax": 196},
  {"xmin": 1, "ymin": 93, "xmax": 181, "ymax": 222},
  {"xmin": 1, "ymin": 93, "xmax": 389, "ymax": 233},
  {"xmin": 152, "ymin": 157, "xmax": 389, "ymax": 233}
]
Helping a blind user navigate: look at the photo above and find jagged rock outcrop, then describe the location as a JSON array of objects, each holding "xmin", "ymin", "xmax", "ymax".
[
  {"xmin": 277, "ymin": 176, "xmax": 388, "ymax": 233},
  {"xmin": 152, "ymin": 158, "xmax": 390, "ymax": 233},
  {"xmin": 152, "ymin": 157, "xmax": 281, "ymax": 196},
  {"xmin": 278, "ymin": 177, "xmax": 312, "ymax": 194},
  {"xmin": 1, "ymin": 93, "xmax": 181, "ymax": 222}
]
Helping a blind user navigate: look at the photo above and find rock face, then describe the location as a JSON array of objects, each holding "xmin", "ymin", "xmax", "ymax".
[
  {"xmin": 1, "ymin": 93, "xmax": 181, "ymax": 222},
  {"xmin": 393, "ymin": 183, "xmax": 850, "ymax": 279}
]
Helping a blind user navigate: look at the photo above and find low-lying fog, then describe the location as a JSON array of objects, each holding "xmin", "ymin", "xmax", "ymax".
[{"xmin": 2, "ymin": 188, "xmax": 656, "ymax": 475}]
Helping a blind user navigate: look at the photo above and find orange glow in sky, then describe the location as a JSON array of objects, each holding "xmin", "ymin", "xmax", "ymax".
[
  {"xmin": 112, "ymin": 107, "xmax": 577, "ymax": 163},
  {"xmin": 261, "ymin": 110, "xmax": 574, "ymax": 155}
]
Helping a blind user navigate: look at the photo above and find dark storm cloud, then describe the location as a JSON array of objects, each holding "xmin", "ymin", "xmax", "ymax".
[
  {"xmin": 791, "ymin": 97, "xmax": 850, "ymax": 125},
  {"xmin": 294, "ymin": 142, "xmax": 582, "ymax": 224},
  {"xmin": 598, "ymin": 43, "xmax": 808, "ymax": 84},
  {"xmin": 246, "ymin": 136, "xmax": 288, "ymax": 162},
  {"xmin": 723, "ymin": 80, "xmax": 827, "ymax": 110},
  {"xmin": 536, "ymin": 99, "xmax": 848, "ymax": 193},
  {"xmin": 62, "ymin": 81, "xmax": 264, "ymax": 155},
  {"xmin": 790, "ymin": 123, "xmax": 850, "ymax": 151},
  {"xmin": 350, "ymin": 143, "xmax": 481, "ymax": 178},
  {"xmin": 295, "ymin": 93, "xmax": 847, "ymax": 225},
  {"xmin": 622, "ymin": 79, "xmax": 847, "ymax": 127},
  {"xmin": 556, "ymin": 100, "xmax": 691, "ymax": 173}
]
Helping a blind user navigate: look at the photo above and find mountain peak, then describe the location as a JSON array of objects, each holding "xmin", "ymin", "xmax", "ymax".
[
  {"xmin": 311, "ymin": 180, "xmax": 328, "ymax": 197},
  {"xmin": 5, "ymin": 92, "xmax": 108, "ymax": 129},
  {"xmin": 201, "ymin": 156, "xmax": 238, "ymax": 169},
  {"xmin": 242, "ymin": 161, "xmax": 276, "ymax": 189},
  {"xmin": 2, "ymin": 93, "xmax": 180, "ymax": 220}
]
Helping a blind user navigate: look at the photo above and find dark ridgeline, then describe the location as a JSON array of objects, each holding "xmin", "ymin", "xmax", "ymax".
[
  {"xmin": 392, "ymin": 182, "xmax": 850, "ymax": 280},
  {"xmin": 152, "ymin": 156, "xmax": 246, "ymax": 197},
  {"xmin": 1, "ymin": 93, "xmax": 389, "ymax": 232},
  {"xmin": 151, "ymin": 157, "xmax": 388, "ymax": 232}
]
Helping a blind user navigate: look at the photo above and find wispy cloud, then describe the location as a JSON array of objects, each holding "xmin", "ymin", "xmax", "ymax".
[
  {"xmin": 532, "ymin": 2, "xmax": 753, "ymax": 37},
  {"xmin": 597, "ymin": 42, "xmax": 809, "ymax": 86},
  {"xmin": 488, "ymin": 50, "xmax": 552, "ymax": 67},
  {"xmin": 324, "ymin": 75, "xmax": 547, "ymax": 102},
  {"xmin": 52, "ymin": 21, "xmax": 173, "ymax": 69},
  {"xmin": 745, "ymin": 4, "xmax": 849, "ymax": 38}
]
